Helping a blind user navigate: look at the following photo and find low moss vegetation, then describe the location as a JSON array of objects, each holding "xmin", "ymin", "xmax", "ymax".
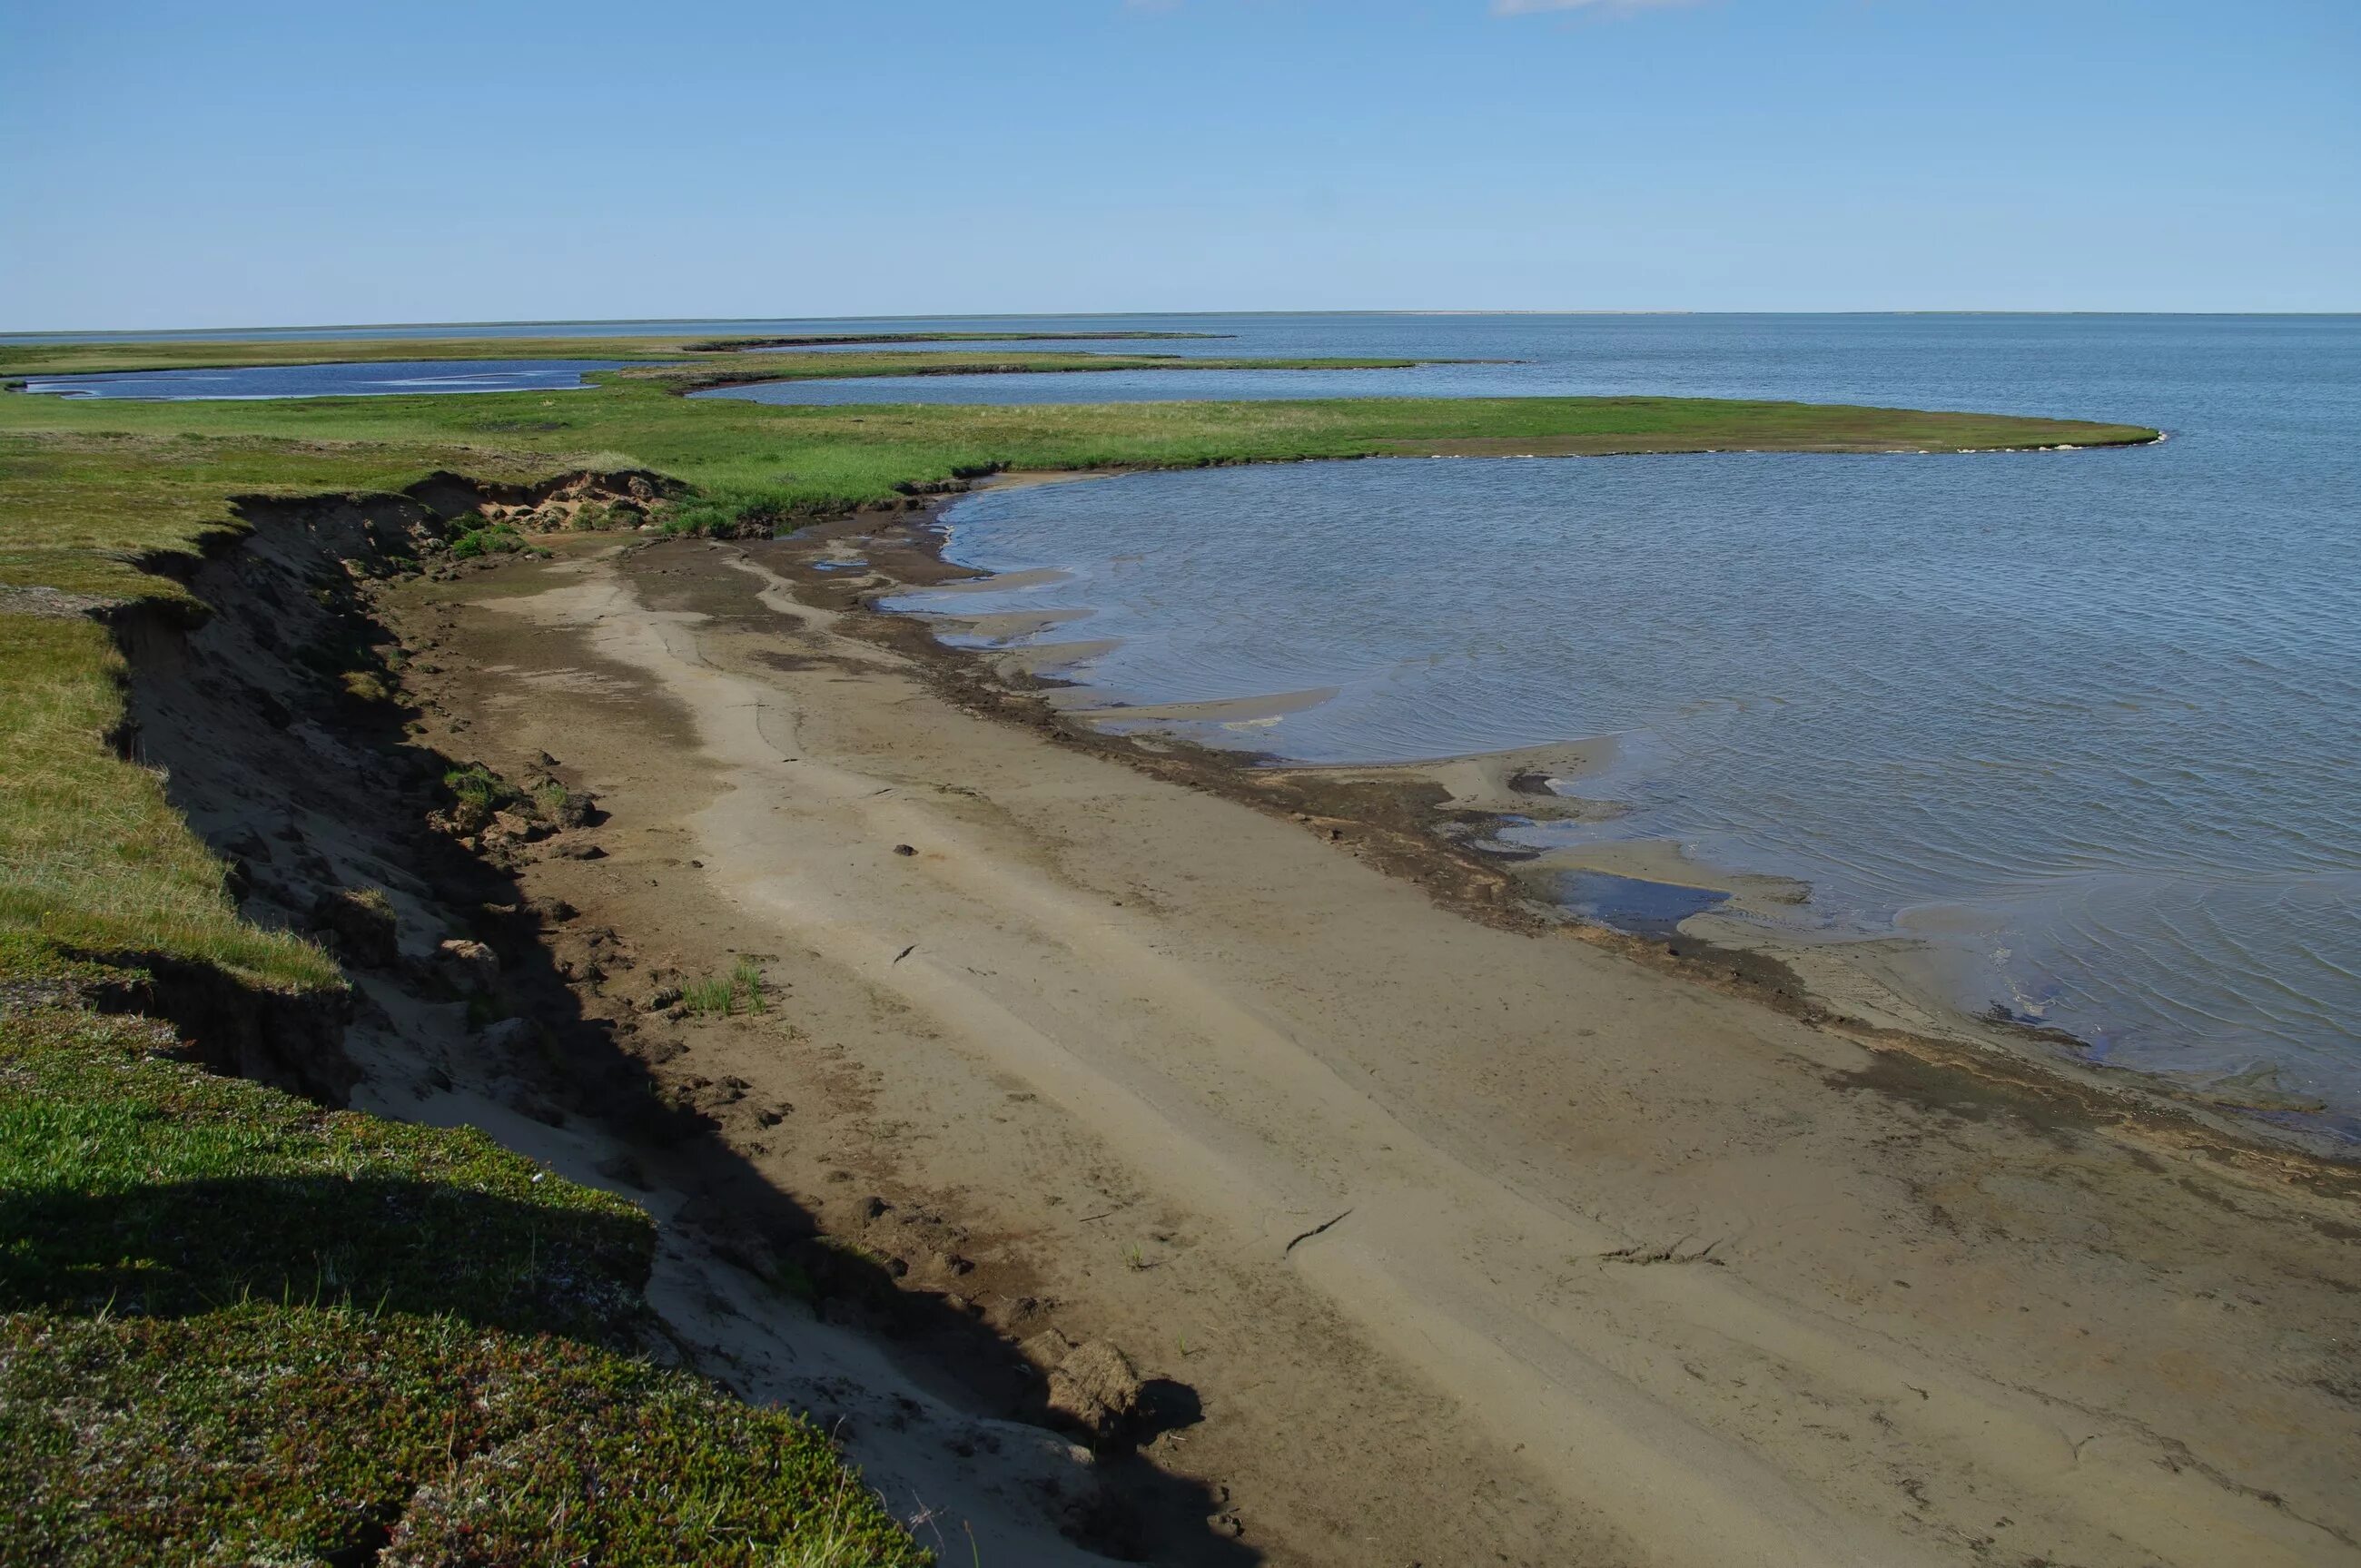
[
  {"xmin": 1, "ymin": 1308, "xmax": 922, "ymax": 1568},
  {"xmin": 0, "ymin": 1010, "xmax": 924, "ymax": 1566}
]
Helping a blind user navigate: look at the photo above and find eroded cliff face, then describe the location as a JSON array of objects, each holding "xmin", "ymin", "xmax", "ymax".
[
  {"xmin": 92, "ymin": 472, "xmax": 667, "ymax": 1100},
  {"xmin": 94, "ymin": 481, "xmax": 1198, "ymax": 1564}
]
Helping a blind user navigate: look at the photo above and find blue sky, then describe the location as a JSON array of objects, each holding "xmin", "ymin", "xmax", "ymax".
[{"xmin": 3, "ymin": 0, "xmax": 2355, "ymax": 329}]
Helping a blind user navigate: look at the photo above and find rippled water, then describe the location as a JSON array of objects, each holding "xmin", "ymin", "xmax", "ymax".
[
  {"xmin": 875, "ymin": 315, "xmax": 2361, "ymax": 1129},
  {"xmin": 20, "ymin": 360, "xmax": 627, "ymax": 399}
]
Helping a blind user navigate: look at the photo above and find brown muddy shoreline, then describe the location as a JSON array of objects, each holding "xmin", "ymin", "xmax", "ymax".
[
  {"xmin": 362, "ymin": 505, "xmax": 2361, "ymax": 1565},
  {"xmin": 769, "ymin": 487, "xmax": 2359, "ymax": 1192}
]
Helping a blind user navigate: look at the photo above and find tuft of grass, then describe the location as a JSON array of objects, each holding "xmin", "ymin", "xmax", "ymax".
[
  {"xmin": 339, "ymin": 667, "xmax": 390, "ymax": 704},
  {"xmin": 679, "ymin": 974, "xmax": 736, "ymax": 1015},
  {"xmin": 734, "ymin": 955, "xmax": 769, "ymax": 1014},
  {"xmin": 772, "ymin": 1257, "xmax": 820, "ymax": 1306},
  {"xmin": 448, "ymin": 520, "xmax": 540, "ymax": 559},
  {"xmin": 442, "ymin": 762, "xmax": 514, "ymax": 833},
  {"xmin": 681, "ymin": 957, "xmax": 768, "ymax": 1018}
]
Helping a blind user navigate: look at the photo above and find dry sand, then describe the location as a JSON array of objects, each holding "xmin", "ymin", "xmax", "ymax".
[{"xmin": 388, "ymin": 528, "xmax": 2360, "ymax": 1567}]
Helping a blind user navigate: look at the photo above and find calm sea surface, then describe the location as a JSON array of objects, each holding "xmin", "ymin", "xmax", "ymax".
[
  {"xmin": 15, "ymin": 312, "xmax": 2356, "ymax": 1126},
  {"xmin": 858, "ymin": 315, "xmax": 2361, "ymax": 1129}
]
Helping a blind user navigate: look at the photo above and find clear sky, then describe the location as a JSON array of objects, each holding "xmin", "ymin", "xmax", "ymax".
[{"xmin": 4, "ymin": 0, "xmax": 2355, "ymax": 330}]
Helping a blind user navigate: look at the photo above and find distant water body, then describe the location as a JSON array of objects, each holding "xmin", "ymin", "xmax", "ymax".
[{"xmin": 856, "ymin": 314, "xmax": 2358, "ymax": 1131}]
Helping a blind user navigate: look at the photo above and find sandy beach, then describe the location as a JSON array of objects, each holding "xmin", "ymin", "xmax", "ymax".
[{"xmin": 371, "ymin": 511, "xmax": 2361, "ymax": 1567}]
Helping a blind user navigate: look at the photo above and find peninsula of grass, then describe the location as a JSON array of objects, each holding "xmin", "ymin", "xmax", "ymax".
[
  {"xmin": 1, "ymin": 343, "xmax": 2160, "ymax": 606},
  {"xmin": 0, "ymin": 337, "xmax": 2155, "ymax": 1561},
  {"xmin": 0, "ymin": 329, "xmax": 1223, "ymax": 378}
]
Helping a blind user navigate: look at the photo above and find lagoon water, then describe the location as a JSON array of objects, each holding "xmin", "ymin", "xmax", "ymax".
[{"xmin": 864, "ymin": 315, "xmax": 2361, "ymax": 1129}]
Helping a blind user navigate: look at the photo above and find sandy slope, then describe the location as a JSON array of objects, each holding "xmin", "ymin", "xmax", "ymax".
[{"xmin": 414, "ymin": 535, "xmax": 2358, "ymax": 1567}]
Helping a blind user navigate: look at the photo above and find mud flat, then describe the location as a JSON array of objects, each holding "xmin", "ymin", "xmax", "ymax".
[{"xmin": 386, "ymin": 509, "xmax": 2361, "ymax": 1568}]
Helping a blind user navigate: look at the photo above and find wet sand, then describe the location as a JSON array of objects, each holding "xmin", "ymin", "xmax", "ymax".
[{"xmin": 400, "ymin": 522, "xmax": 2361, "ymax": 1566}]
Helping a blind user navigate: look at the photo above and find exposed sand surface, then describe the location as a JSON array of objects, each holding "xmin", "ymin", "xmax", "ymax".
[{"xmin": 393, "ymin": 532, "xmax": 2360, "ymax": 1567}]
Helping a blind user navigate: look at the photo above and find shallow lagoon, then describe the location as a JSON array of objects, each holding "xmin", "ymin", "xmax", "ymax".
[{"xmin": 879, "ymin": 314, "xmax": 2361, "ymax": 1128}]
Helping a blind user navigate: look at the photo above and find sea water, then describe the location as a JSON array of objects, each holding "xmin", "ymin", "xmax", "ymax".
[{"xmin": 867, "ymin": 314, "xmax": 2360, "ymax": 1129}]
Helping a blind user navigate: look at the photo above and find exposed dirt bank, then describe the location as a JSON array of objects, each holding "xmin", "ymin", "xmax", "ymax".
[
  {"xmin": 113, "ymin": 481, "xmax": 1201, "ymax": 1565},
  {"xmin": 370, "ymin": 514, "xmax": 2358, "ymax": 1567}
]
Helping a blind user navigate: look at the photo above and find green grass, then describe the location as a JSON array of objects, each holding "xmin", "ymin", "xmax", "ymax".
[
  {"xmin": 0, "ymin": 1007, "xmax": 652, "ymax": 1335},
  {"xmin": 0, "ymin": 427, "xmax": 551, "ymax": 606},
  {"xmin": 0, "ymin": 1007, "xmax": 926, "ymax": 1566},
  {"xmin": 0, "ymin": 1307, "xmax": 924, "ymax": 1568},
  {"xmin": 448, "ymin": 517, "xmax": 542, "ymax": 558},
  {"xmin": 682, "ymin": 957, "xmax": 769, "ymax": 1018},
  {"xmin": 0, "ymin": 613, "xmax": 340, "ymax": 991}
]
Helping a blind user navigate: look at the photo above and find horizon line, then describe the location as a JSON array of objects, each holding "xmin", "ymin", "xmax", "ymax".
[{"xmin": 7, "ymin": 308, "xmax": 2360, "ymax": 340}]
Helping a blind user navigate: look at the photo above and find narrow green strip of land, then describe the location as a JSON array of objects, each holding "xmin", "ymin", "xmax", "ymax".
[
  {"xmin": 2, "ymin": 351, "xmax": 2159, "ymax": 606},
  {"xmin": 0, "ymin": 331, "xmax": 1225, "ymax": 378}
]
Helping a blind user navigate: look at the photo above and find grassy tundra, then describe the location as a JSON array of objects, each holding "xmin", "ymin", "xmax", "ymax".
[{"xmin": 0, "ymin": 338, "xmax": 2158, "ymax": 1563}]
